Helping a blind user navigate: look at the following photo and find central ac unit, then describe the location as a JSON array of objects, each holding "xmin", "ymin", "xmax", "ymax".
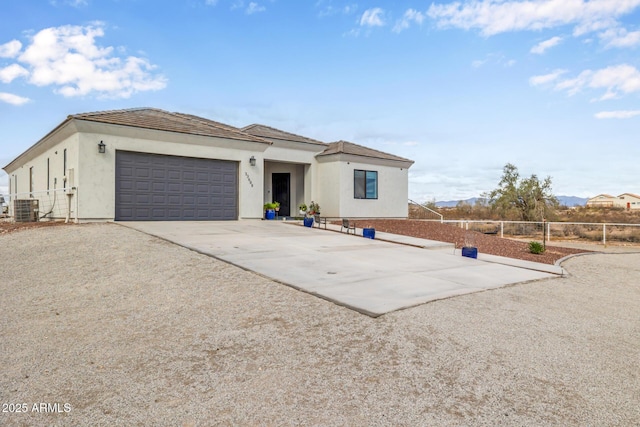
[{"xmin": 14, "ymin": 199, "xmax": 39, "ymax": 222}]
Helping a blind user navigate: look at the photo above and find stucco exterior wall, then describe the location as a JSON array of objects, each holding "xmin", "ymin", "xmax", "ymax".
[
  {"xmin": 317, "ymin": 155, "xmax": 409, "ymax": 218},
  {"xmin": 263, "ymin": 162, "xmax": 306, "ymax": 214},
  {"xmin": 315, "ymin": 161, "xmax": 342, "ymax": 217},
  {"xmin": 262, "ymin": 140, "xmax": 325, "ymax": 215},
  {"xmin": 5, "ymin": 131, "xmax": 80, "ymax": 220},
  {"xmin": 75, "ymin": 122, "xmax": 268, "ymax": 220},
  {"xmin": 5, "ymin": 117, "xmax": 413, "ymax": 222}
]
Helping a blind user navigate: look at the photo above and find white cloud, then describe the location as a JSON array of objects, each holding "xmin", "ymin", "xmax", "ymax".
[
  {"xmin": 0, "ymin": 64, "xmax": 29, "ymax": 83},
  {"xmin": 533, "ymin": 64, "xmax": 640, "ymax": 100},
  {"xmin": 0, "ymin": 92, "xmax": 30, "ymax": 105},
  {"xmin": 595, "ymin": 110, "xmax": 640, "ymax": 119},
  {"xmin": 246, "ymin": 2, "xmax": 265, "ymax": 14},
  {"xmin": 6, "ymin": 24, "xmax": 166, "ymax": 99},
  {"xmin": 529, "ymin": 69, "xmax": 568, "ymax": 86},
  {"xmin": 427, "ymin": 0, "xmax": 640, "ymax": 36},
  {"xmin": 205, "ymin": 0, "xmax": 219, "ymax": 5},
  {"xmin": 0, "ymin": 40, "xmax": 22, "ymax": 58},
  {"xmin": 360, "ymin": 8, "xmax": 385, "ymax": 27},
  {"xmin": 393, "ymin": 9, "xmax": 426, "ymax": 33},
  {"xmin": 531, "ymin": 36, "xmax": 563, "ymax": 54},
  {"xmin": 599, "ymin": 27, "xmax": 640, "ymax": 48},
  {"xmin": 472, "ymin": 53, "xmax": 516, "ymax": 69},
  {"xmin": 317, "ymin": 1, "xmax": 358, "ymax": 17}
]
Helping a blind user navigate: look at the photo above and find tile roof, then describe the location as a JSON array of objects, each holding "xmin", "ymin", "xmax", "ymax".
[
  {"xmin": 241, "ymin": 124, "xmax": 326, "ymax": 145},
  {"xmin": 589, "ymin": 194, "xmax": 616, "ymax": 199},
  {"xmin": 318, "ymin": 140, "xmax": 414, "ymax": 164},
  {"xmin": 71, "ymin": 108, "xmax": 271, "ymax": 144}
]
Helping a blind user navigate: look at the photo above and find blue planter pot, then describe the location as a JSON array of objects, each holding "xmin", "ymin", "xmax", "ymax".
[
  {"xmin": 462, "ymin": 247, "xmax": 478, "ymax": 259},
  {"xmin": 265, "ymin": 209, "xmax": 276, "ymax": 220},
  {"xmin": 303, "ymin": 217, "xmax": 314, "ymax": 227},
  {"xmin": 363, "ymin": 228, "xmax": 375, "ymax": 239}
]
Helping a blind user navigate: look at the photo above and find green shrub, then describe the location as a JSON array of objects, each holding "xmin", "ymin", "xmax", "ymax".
[{"xmin": 528, "ymin": 241, "xmax": 545, "ymax": 254}]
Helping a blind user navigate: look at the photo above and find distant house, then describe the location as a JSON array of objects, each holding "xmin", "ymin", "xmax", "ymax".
[
  {"xmin": 587, "ymin": 193, "xmax": 640, "ymax": 210},
  {"xmin": 3, "ymin": 108, "xmax": 413, "ymax": 221}
]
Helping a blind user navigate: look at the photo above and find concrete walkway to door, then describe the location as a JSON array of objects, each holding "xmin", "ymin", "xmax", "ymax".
[{"xmin": 121, "ymin": 220, "xmax": 559, "ymax": 317}]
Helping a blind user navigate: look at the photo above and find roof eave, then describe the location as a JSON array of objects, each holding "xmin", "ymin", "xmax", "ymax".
[{"xmin": 3, "ymin": 116, "xmax": 74, "ymax": 173}]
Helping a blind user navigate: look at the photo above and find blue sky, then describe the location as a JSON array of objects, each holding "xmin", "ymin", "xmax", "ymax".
[{"xmin": 1, "ymin": 0, "xmax": 639, "ymax": 202}]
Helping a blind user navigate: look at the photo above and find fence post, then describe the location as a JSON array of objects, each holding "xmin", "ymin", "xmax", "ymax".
[
  {"xmin": 603, "ymin": 224, "xmax": 606, "ymax": 247},
  {"xmin": 547, "ymin": 222, "xmax": 551, "ymax": 242},
  {"xmin": 500, "ymin": 221, "xmax": 504, "ymax": 238}
]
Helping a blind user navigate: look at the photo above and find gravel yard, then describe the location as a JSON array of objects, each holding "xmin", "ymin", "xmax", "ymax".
[
  {"xmin": 1, "ymin": 223, "xmax": 639, "ymax": 426},
  {"xmin": 348, "ymin": 220, "xmax": 590, "ymax": 265}
]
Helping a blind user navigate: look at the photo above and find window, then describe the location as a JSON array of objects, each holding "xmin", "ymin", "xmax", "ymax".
[
  {"xmin": 63, "ymin": 149, "xmax": 67, "ymax": 188},
  {"xmin": 29, "ymin": 166, "xmax": 34, "ymax": 197},
  {"xmin": 354, "ymin": 170, "xmax": 378, "ymax": 199}
]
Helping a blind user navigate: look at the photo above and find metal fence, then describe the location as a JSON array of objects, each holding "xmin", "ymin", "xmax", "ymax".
[
  {"xmin": 408, "ymin": 199, "xmax": 444, "ymax": 222},
  {"xmin": 438, "ymin": 219, "xmax": 640, "ymax": 246},
  {"xmin": 1, "ymin": 188, "xmax": 78, "ymax": 223}
]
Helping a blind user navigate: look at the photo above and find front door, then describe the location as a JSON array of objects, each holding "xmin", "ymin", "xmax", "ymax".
[{"xmin": 272, "ymin": 173, "xmax": 290, "ymax": 216}]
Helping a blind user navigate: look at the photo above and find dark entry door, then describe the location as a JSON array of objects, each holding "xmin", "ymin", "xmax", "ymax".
[{"xmin": 272, "ymin": 173, "xmax": 290, "ymax": 216}]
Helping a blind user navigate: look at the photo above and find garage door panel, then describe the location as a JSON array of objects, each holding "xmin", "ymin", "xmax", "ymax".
[
  {"xmin": 135, "ymin": 169, "xmax": 150, "ymax": 178},
  {"xmin": 116, "ymin": 151, "xmax": 238, "ymax": 221},
  {"xmin": 152, "ymin": 169, "xmax": 166, "ymax": 179},
  {"xmin": 118, "ymin": 194, "xmax": 133, "ymax": 204}
]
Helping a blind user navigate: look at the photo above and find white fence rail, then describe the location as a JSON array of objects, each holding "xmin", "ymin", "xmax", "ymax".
[
  {"xmin": 431, "ymin": 219, "xmax": 640, "ymax": 246},
  {"xmin": 1, "ymin": 188, "xmax": 78, "ymax": 223},
  {"xmin": 409, "ymin": 199, "xmax": 444, "ymax": 222}
]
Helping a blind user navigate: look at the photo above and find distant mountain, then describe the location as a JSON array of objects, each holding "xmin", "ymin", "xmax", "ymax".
[
  {"xmin": 435, "ymin": 198, "xmax": 480, "ymax": 208},
  {"xmin": 435, "ymin": 196, "xmax": 588, "ymax": 208}
]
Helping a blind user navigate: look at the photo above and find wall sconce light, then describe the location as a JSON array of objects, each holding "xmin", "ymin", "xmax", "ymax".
[
  {"xmin": 98, "ymin": 140, "xmax": 106, "ymax": 154},
  {"xmin": 249, "ymin": 155, "xmax": 256, "ymax": 166}
]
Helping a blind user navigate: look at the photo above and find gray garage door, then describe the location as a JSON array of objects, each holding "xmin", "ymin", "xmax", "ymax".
[{"xmin": 115, "ymin": 151, "xmax": 238, "ymax": 221}]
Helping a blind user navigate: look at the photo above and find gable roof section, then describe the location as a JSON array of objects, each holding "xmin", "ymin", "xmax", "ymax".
[
  {"xmin": 241, "ymin": 124, "xmax": 326, "ymax": 146},
  {"xmin": 618, "ymin": 193, "xmax": 640, "ymax": 199},
  {"xmin": 72, "ymin": 108, "xmax": 271, "ymax": 144},
  {"xmin": 588, "ymin": 194, "xmax": 616, "ymax": 200},
  {"xmin": 317, "ymin": 140, "xmax": 414, "ymax": 164}
]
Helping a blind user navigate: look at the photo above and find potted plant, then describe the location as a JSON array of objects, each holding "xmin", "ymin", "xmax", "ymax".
[
  {"xmin": 461, "ymin": 231, "xmax": 478, "ymax": 258},
  {"xmin": 308, "ymin": 201, "xmax": 320, "ymax": 216},
  {"xmin": 298, "ymin": 203, "xmax": 307, "ymax": 216},
  {"xmin": 264, "ymin": 202, "xmax": 276, "ymax": 220},
  {"xmin": 303, "ymin": 201, "xmax": 320, "ymax": 227},
  {"xmin": 273, "ymin": 201, "xmax": 280, "ymax": 213}
]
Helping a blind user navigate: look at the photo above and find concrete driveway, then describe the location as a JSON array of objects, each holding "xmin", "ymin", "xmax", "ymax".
[{"xmin": 121, "ymin": 220, "xmax": 559, "ymax": 317}]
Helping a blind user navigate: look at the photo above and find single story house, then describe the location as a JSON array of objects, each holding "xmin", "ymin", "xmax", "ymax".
[
  {"xmin": 3, "ymin": 108, "xmax": 414, "ymax": 221},
  {"xmin": 586, "ymin": 193, "xmax": 640, "ymax": 210}
]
